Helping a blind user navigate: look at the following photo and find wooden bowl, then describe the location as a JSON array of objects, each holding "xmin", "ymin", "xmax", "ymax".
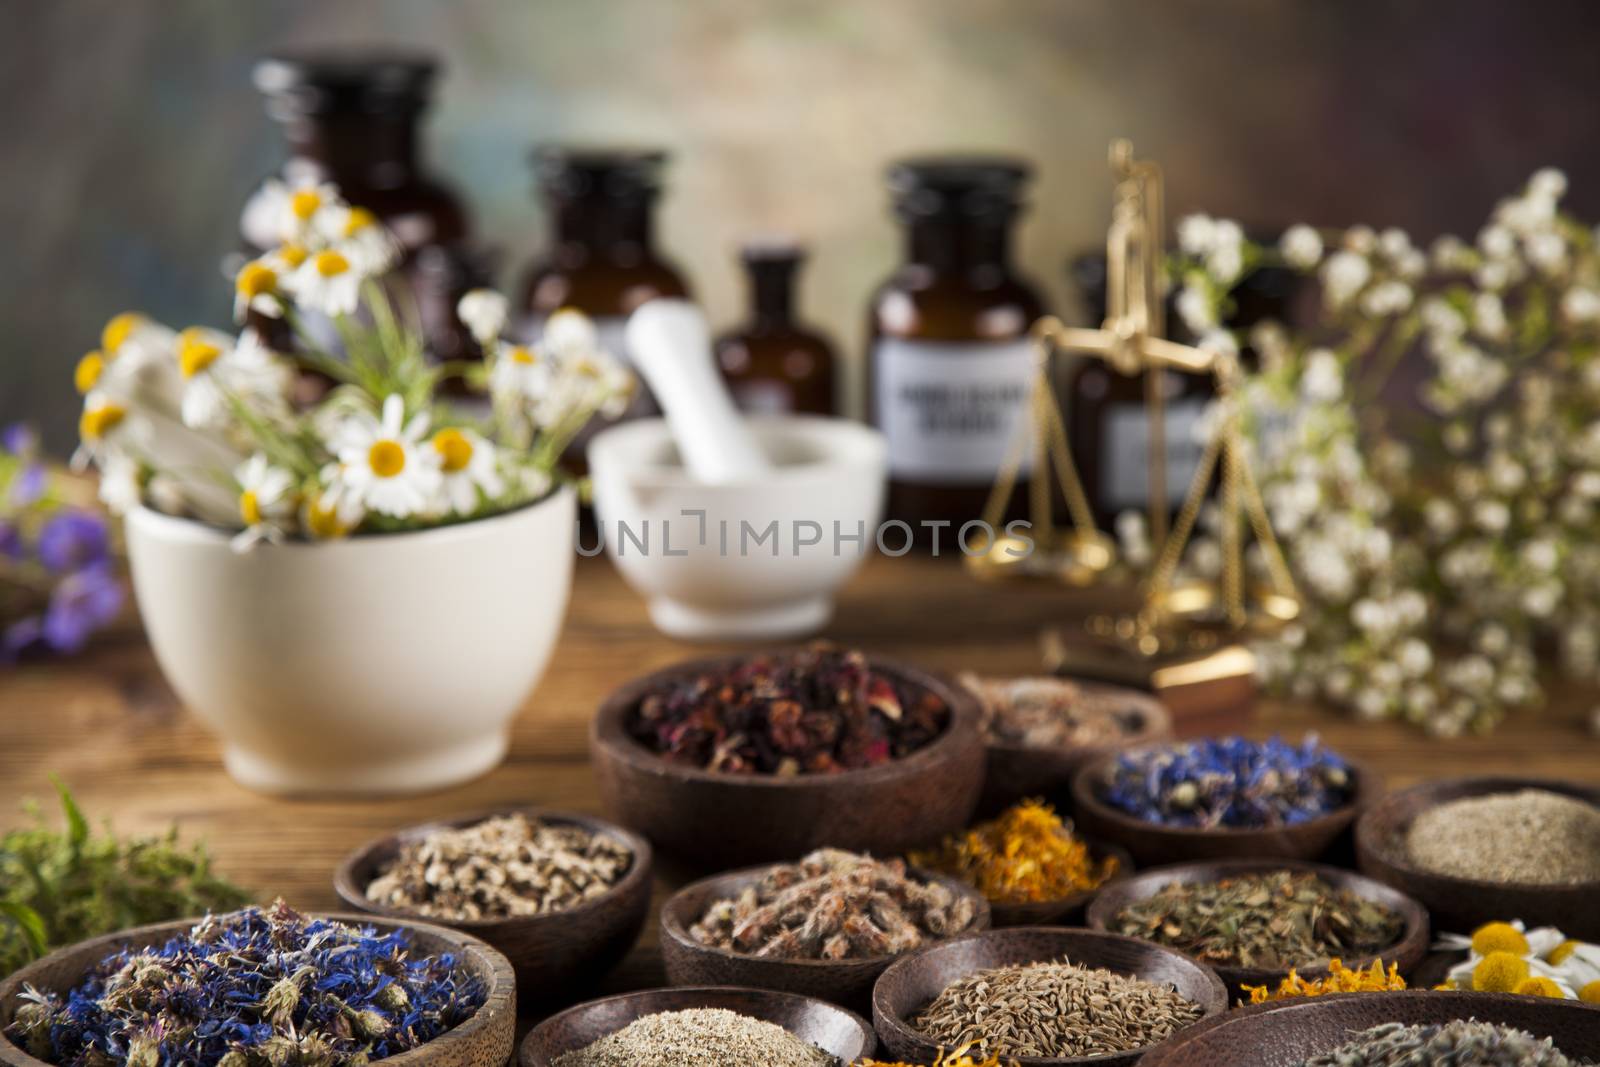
[
  {"xmin": 870, "ymin": 926, "xmax": 1228, "ymax": 1067},
  {"xmin": 658, "ymin": 863, "xmax": 991, "ymax": 1014},
  {"xmin": 984, "ymin": 840, "xmax": 1135, "ymax": 928},
  {"xmin": 1135, "ymin": 990, "xmax": 1600, "ymax": 1067},
  {"xmin": 1084, "ymin": 858, "xmax": 1430, "ymax": 1000},
  {"xmin": 1354, "ymin": 775, "xmax": 1600, "ymax": 940},
  {"xmin": 1069, "ymin": 746, "xmax": 1380, "ymax": 867},
  {"xmin": 333, "ymin": 807, "xmax": 653, "ymax": 1006},
  {"xmin": 973, "ymin": 678, "xmax": 1172, "ymax": 816},
  {"xmin": 0, "ymin": 913, "xmax": 515, "ymax": 1067},
  {"xmin": 518, "ymin": 985, "xmax": 876, "ymax": 1066},
  {"xmin": 591, "ymin": 652, "xmax": 985, "ymax": 868}
]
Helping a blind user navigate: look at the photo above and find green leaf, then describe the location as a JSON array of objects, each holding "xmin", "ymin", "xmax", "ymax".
[
  {"xmin": 0, "ymin": 902, "xmax": 47, "ymax": 962},
  {"xmin": 51, "ymin": 775, "xmax": 88, "ymax": 849}
]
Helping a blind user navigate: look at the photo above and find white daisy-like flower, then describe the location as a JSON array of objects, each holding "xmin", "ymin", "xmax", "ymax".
[
  {"xmin": 73, "ymin": 394, "xmax": 137, "ymax": 470},
  {"xmin": 457, "ymin": 289, "xmax": 509, "ymax": 345},
  {"xmin": 1177, "ymin": 214, "xmax": 1218, "ymax": 256},
  {"xmin": 554, "ymin": 348, "xmax": 635, "ymax": 421},
  {"xmin": 231, "ymin": 453, "xmax": 297, "ymax": 551},
  {"xmin": 430, "ymin": 426, "xmax": 504, "ymax": 515},
  {"xmin": 1562, "ymin": 287, "xmax": 1600, "ymax": 323},
  {"xmin": 490, "ymin": 342, "xmax": 556, "ymax": 405},
  {"xmin": 283, "ymin": 246, "xmax": 365, "ymax": 317},
  {"xmin": 242, "ymin": 177, "xmax": 344, "ymax": 248},
  {"xmin": 1278, "ymin": 224, "xmax": 1323, "ymax": 269},
  {"xmin": 97, "ymin": 451, "xmax": 143, "ymax": 515},
  {"xmin": 1176, "ymin": 285, "xmax": 1216, "ymax": 333},
  {"xmin": 541, "ymin": 308, "xmax": 601, "ymax": 359},
  {"xmin": 323, "ymin": 394, "xmax": 441, "ymax": 519},
  {"xmin": 178, "ymin": 328, "xmax": 292, "ymax": 431},
  {"xmin": 301, "ymin": 487, "xmax": 363, "ymax": 539},
  {"xmin": 233, "ymin": 256, "xmax": 287, "ymax": 322},
  {"xmin": 318, "ymin": 205, "xmax": 399, "ymax": 275}
]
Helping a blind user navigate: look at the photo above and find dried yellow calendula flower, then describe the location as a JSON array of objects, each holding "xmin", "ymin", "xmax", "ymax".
[{"xmin": 1243, "ymin": 958, "xmax": 1407, "ymax": 1003}]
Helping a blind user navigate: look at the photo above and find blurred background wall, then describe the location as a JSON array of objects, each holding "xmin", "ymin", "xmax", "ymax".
[{"xmin": 5, "ymin": 0, "xmax": 1600, "ymax": 453}]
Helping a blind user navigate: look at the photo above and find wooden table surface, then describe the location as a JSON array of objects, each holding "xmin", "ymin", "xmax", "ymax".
[{"xmin": 4, "ymin": 553, "xmax": 1599, "ymax": 1009}]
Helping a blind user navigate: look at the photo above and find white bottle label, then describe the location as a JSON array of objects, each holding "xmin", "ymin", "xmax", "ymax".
[
  {"xmin": 874, "ymin": 338, "xmax": 1036, "ymax": 486},
  {"xmin": 1101, "ymin": 398, "xmax": 1209, "ymax": 511}
]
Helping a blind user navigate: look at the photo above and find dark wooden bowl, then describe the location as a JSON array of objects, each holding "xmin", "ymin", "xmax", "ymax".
[
  {"xmin": 591, "ymin": 652, "xmax": 986, "ymax": 868},
  {"xmin": 333, "ymin": 807, "xmax": 653, "ymax": 1006},
  {"xmin": 1354, "ymin": 775, "xmax": 1600, "ymax": 941},
  {"xmin": 974, "ymin": 679, "xmax": 1172, "ymax": 816},
  {"xmin": 1135, "ymin": 990, "xmax": 1600, "ymax": 1067},
  {"xmin": 0, "ymin": 913, "xmax": 515, "ymax": 1067},
  {"xmin": 1083, "ymin": 858, "xmax": 1430, "ymax": 1001},
  {"xmin": 1069, "ymin": 746, "xmax": 1379, "ymax": 867},
  {"xmin": 985, "ymin": 840, "xmax": 1135, "ymax": 928},
  {"xmin": 518, "ymin": 985, "xmax": 876, "ymax": 1066},
  {"xmin": 659, "ymin": 863, "xmax": 991, "ymax": 1014},
  {"xmin": 871, "ymin": 926, "xmax": 1228, "ymax": 1067}
]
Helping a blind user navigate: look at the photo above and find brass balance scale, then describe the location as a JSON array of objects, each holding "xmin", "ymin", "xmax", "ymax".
[{"xmin": 967, "ymin": 141, "xmax": 1300, "ymax": 725}]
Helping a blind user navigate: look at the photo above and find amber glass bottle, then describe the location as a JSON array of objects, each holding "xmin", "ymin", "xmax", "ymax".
[
  {"xmin": 714, "ymin": 238, "xmax": 837, "ymax": 416},
  {"xmin": 867, "ymin": 158, "xmax": 1045, "ymax": 540},
  {"xmin": 516, "ymin": 147, "xmax": 691, "ymax": 418},
  {"xmin": 249, "ymin": 51, "xmax": 477, "ymax": 365}
]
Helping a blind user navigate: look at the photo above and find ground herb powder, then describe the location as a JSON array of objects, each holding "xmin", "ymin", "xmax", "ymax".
[
  {"xmin": 1405, "ymin": 789, "xmax": 1600, "ymax": 886},
  {"xmin": 1295, "ymin": 1020, "xmax": 1595, "ymax": 1067},
  {"xmin": 550, "ymin": 1008, "xmax": 838, "ymax": 1067}
]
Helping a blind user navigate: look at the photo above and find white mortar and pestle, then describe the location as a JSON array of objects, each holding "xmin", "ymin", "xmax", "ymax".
[{"xmin": 587, "ymin": 299, "xmax": 886, "ymax": 640}]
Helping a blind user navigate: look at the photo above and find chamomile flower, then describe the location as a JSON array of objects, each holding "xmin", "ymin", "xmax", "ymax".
[
  {"xmin": 283, "ymin": 245, "xmax": 366, "ymax": 317},
  {"xmin": 97, "ymin": 452, "xmax": 143, "ymax": 515},
  {"xmin": 430, "ymin": 427, "xmax": 503, "ymax": 515},
  {"xmin": 234, "ymin": 256, "xmax": 286, "ymax": 321},
  {"xmin": 231, "ymin": 453, "xmax": 296, "ymax": 551},
  {"xmin": 324, "ymin": 394, "xmax": 441, "ymax": 519},
  {"xmin": 457, "ymin": 289, "xmax": 509, "ymax": 345},
  {"xmin": 301, "ymin": 488, "xmax": 362, "ymax": 540},
  {"xmin": 242, "ymin": 177, "xmax": 344, "ymax": 247},
  {"xmin": 558, "ymin": 349, "xmax": 635, "ymax": 420},
  {"xmin": 320, "ymin": 205, "xmax": 399, "ymax": 274},
  {"xmin": 1441, "ymin": 921, "xmax": 1574, "ymax": 994},
  {"xmin": 73, "ymin": 395, "xmax": 138, "ymax": 470},
  {"xmin": 178, "ymin": 328, "xmax": 291, "ymax": 431},
  {"xmin": 490, "ymin": 342, "xmax": 555, "ymax": 406}
]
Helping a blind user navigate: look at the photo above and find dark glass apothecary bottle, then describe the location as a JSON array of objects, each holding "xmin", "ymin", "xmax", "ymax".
[
  {"xmin": 714, "ymin": 238, "xmax": 838, "ymax": 416},
  {"xmin": 1066, "ymin": 251, "xmax": 1303, "ymax": 531},
  {"xmin": 516, "ymin": 147, "xmax": 691, "ymax": 419},
  {"xmin": 867, "ymin": 157, "xmax": 1046, "ymax": 539},
  {"xmin": 248, "ymin": 50, "xmax": 478, "ymax": 365}
]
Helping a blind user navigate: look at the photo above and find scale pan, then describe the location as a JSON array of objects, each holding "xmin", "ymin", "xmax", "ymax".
[{"xmin": 964, "ymin": 529, "xmax": 1116, "ymax": 586}]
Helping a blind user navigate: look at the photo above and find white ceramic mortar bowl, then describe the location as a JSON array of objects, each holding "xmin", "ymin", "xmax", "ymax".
[
  {"xmin": 124, "ymin": 486, "xmax": 576, "ymax": 796},
  {"xmin": 588, "ymin": 416, "xmax": 886, "ymax": 640}
]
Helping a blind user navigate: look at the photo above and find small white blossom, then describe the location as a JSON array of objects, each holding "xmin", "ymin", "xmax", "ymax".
[
  {"xmin": 457, "ymin": 289, "xmax": 509, "ymax": 346},
  {"xmin": 1177, "ymin": 214, "xmax": 1219, "ymax": 255},
  {"xmin": 1320, "ymin": 251, "xmax": 1371, "ymax": 309},
  {"xmin": 1279, "ymin": 224, "xmax": 1323, "ymax": 269},
  {"xmin": 1176, "ymin": 285, "xmax": 1217, "ymax": 333},
  {"xmin": 1562, "ymin": 287, "xmax": 1600, "ymax": 323}
]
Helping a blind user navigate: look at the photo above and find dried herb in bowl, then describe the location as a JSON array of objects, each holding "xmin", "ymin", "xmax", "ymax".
[
  {"xmin": 5, "ymin": 900, "xmax": 487, "ymax": 1067},
  {"xmin": 911, "ymin": 800, "xmax": 1117, "ymax": 905},
  {"xmin": 627, "ymin": 644, "xmax": 949, "ymax": 775},
  {"xmin": 961, "ymin": 674, "xmax": 1147, "ymax": 749},
  {"xmin": 364, "ymin": 814, "xmax": 632, "ymax": 921},
  {"xmin": 687, "ymin": 849, "xmax": 978, "ymax": 960},
  {"xmin": 1109, "ymin": 870, "xmax": 1403, "ymax": 969},
  {"xmin": 1293, "ymin": 1020, "xmax": 1596, "ymax": 1067},
  {"xmin": 1102, "ymin": 735, "xmax": 1352, "ymax": 829}
]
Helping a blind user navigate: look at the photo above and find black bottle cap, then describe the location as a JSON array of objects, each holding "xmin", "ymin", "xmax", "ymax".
[
  {"xmin": 738, "ymin": 234, "xmax": 806, "ymax": 267},
  {"xmin": 531, "ymin": 146, "xmax": 669, "ymax": 199},
  {"xmin": 887, "ymin": 155, "xmax": 1032, "ymax": 218},
  {"xmin": 253, "ymin": 50, "xmax": 439, "ymax": 118}
]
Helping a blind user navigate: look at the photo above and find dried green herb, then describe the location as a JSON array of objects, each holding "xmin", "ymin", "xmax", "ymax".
[
  {"xmin": 0, "ymin": 777, "xmax": 250, "ymax": 977},
  {"xmin": 1110, "ymin": 870, "xmax": 1402, "ymax": 969}
]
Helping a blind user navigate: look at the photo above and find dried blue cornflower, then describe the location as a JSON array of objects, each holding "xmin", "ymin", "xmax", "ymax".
[
  {"xmin": 1102, "ymin": 735, "xmax": 1352, "ymax": 829},
  {"xmin": 4, "ymin": 900, "xmax": 486, "ymax": 1067}
]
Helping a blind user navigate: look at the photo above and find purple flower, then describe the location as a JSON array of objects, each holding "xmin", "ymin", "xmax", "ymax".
[
  {"xmin": 1, "ymin": 423, "xmax": 37, "ymax": 458},
  {"xmin": 36, "ymin": 511, "xmax": 111, "ymax": 573},
  {"xmin": 2, "ymin": 616, "xmax": 43, "ymax": 662},
  {"xmin": 9, "ymin": 462, "xmax": 46, "ymax": 508},
  {"xmin": 40, "ymin": 564, "xmax": 122, "ymax": 654}
]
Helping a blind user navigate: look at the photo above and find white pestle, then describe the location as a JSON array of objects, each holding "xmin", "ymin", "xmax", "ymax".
[{"xmin": 624, "ymin": 298, "xmax": 773, "ymax": 484}]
